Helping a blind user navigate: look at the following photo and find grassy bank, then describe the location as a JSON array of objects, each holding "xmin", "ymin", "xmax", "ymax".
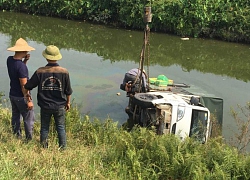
[{"xmin": 1, "ymin": 102, "xmax": 250, "ymax": 179}]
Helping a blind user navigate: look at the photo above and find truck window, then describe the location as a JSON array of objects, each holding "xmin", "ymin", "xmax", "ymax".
[{"xmin": 189, "ymin": 110, "xmax": 208, "ymax": 142}]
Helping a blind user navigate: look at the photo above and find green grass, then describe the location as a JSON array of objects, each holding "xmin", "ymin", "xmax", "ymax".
[{"xmin": 1, "ymin": 103, "xmax": 250, "ymax": 180}]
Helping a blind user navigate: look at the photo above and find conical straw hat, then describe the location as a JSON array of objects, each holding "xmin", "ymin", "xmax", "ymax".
[{"xmin": 7, "ymin": 38, "xmax": 35, "ymax": 52}]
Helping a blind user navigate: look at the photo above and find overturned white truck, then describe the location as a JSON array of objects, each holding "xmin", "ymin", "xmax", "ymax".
[
  {"xmin": 122, "ymin": 3, "xmax": 223, "ymax": 142},
  {"xmin": 125, "ymin": 86, "xmax": 223, "ymax": 143}
]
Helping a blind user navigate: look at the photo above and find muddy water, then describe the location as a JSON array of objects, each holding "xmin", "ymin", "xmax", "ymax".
[{"xmin": 0, "ymin": 11, "xmax": 250, "ymax": 141}]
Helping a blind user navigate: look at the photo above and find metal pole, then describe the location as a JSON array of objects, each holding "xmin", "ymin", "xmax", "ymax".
[{"xmin": 138, "ymin": 3, "xmax": 152, "ymax": 93}]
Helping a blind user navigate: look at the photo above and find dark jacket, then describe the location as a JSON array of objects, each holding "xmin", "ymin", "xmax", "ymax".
[{"xmin": 24, "ymin": 63, "xmax": 73, "ymax": 110}]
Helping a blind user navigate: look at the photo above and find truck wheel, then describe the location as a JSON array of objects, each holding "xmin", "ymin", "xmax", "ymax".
[{"xmin": 133, "ymin": 93, "xmax": 158, "ymax": 108}]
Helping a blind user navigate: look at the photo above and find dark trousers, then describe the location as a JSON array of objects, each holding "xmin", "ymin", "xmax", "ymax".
[
  {"xmin": 40, "ymin": 108, "xmax": 66, "ymax": 149},
  {"xmin": 9, "ymin": 95, "xmax": 35, "ymax": 140}
]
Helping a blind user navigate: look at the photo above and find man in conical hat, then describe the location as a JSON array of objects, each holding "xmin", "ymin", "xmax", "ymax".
[{"xmin": 6, "ymin": 38, "xmax": 35, "ymax": 140}]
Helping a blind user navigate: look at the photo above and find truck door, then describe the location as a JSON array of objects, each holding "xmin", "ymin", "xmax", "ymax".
[
  {"xmin": 171, "ymin": 104, "xmax": 193, "ymax": 140},
  {"xmin": 189, "ymin": 110, "xmax": 209, "ymax": 143}
]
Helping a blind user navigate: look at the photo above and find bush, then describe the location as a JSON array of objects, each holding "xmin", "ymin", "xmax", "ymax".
[{"xmin": 1, "ymin": 0, "xmax": 250, "ymax": 42}]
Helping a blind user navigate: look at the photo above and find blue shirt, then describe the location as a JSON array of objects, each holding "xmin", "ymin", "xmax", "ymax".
[{"xmin": 7, "ymin": 56, "xmax": 29, "ymax": 97}]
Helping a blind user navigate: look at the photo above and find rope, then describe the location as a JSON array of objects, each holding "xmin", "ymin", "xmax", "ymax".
[
  {"xmin": 135, "ymin": 23, "xmax": 150, "ymax": 93},
  {"xmin": 146, "ymin": 25, "xmax": 150, "ymax": 89}
]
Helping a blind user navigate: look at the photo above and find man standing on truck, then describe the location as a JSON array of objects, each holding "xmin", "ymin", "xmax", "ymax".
[{"xmin": 120, "ymin": 68, "xmax": 148, "ymax": 129}]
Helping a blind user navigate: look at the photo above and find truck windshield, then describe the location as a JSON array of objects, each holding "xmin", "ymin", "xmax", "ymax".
[{"xmin": 189, "ymin": 110, "xmax": 208, "ymax": 142}]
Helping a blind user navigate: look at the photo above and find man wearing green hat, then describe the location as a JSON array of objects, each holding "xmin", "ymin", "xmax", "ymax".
[{"xmin": 24, "ymin": 45, "xmax": 73, "ymax": 149}]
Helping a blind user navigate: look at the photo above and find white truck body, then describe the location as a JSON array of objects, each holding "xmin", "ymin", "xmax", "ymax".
[{"xmin": 130, "ymin": 90, "xmax": 212, "ymax": 143}]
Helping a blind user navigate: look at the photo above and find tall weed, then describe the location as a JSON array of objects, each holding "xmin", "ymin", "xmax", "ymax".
[
  {"xmin": 228, "ymin": 102, "xmax": 250, "ymax": 153},
  {"xmin": 0, "ymin": 99, "xmax": 250, "ymax": 179}
]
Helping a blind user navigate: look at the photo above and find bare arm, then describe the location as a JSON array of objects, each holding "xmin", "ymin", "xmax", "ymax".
[
  {"xmin": 20, "ymin": 78, "xmax": 29, "ymax": 96},
  {"xmin": 19, "ymin": 78, "xmax": 33, "ymax": 110},
  {"xmin": 22, "ymin": 54, "xmax": 30, "ymax": 65},
  {"xmin": 65, "ymin": 95, "xmax": 71, "ymax": 111}
]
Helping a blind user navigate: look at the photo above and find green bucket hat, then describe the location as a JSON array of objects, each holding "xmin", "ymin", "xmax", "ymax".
[{"xmin": 42, "ymin": 45, "xmax": 62, "ymax": 61}]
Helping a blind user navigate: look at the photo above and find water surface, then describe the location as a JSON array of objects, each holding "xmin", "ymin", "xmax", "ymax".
[{"xmin": 1, "ymin": 11, "xmax": 250, "ymax": 141}]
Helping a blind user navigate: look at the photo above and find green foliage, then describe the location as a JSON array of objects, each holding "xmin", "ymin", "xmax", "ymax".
[
  {"xmin": 228, "ymin": 102, "xmax": 250, "ymax": 153},
  {"xmin": 0, "ymin": 100, "xmax": 250, "ymax": 179},
  {"xmin": 1, "ymin": 0, "xmax": 250, "ymax": 42},
  {"xmin": 117, "ymin": 0, "xmax": 145, "ymax": 29},
  {"xmin": 1, "ymin": 10, "xmax": 250, "ymax": 83}
]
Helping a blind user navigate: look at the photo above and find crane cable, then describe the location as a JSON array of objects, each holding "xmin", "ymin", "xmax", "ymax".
[
  {"xmin": 133, "ymin": 26, "xmax": 150, "ymax": 121},
  {"xmin": 135, "ymin": 4, "xmax": 152, "ymax": 93},
  {"xmin": 132, "ymin": 3, "xmax": 152, "ymax": 121},
  {"xmin": 134, "ymin": 24, "xmax": 150, "ymax": 93}
]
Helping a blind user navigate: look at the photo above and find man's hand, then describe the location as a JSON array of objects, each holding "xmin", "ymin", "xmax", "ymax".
[
  {"xmin": 27, "ymin": 101, "xmax": 33, "ymax": 110},
  {"xmin": 23, "ymin": 54, "xmax": 30, "ymax": 64},
  {"xmin": 125, "ymin": 83, "xmax": 132, "ymax": 92},
  {"xmin": 65, "ymin": 103, "xmax": 70, "ymax": 111},
  {"xmin": 24, "ymin": 54, "xmax": 30, "ymax": 60},
  {"xmin": 25, "ymin": 93, "xmax": 31, "ymax": 98}
]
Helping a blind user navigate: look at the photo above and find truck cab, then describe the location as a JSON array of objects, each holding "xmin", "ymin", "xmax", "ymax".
[
  {"xmin": 152, "ymin": 92, "xmax": 210, "ymax": 143},
  {"xmin": 127, "ymin": 90, "xmax": 213, "ymax": 143}
]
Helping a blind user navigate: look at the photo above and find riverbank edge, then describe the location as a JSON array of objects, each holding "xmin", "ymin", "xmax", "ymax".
[{"xmin": 0, "ymin": 103, "xmax": 250, "ymax": 179}]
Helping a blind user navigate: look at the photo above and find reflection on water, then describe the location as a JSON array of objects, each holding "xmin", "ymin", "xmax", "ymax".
[
  {"xmin": 0, "ymin": 11, "xmax": 250, "ymax": 142},
  {"xmin": 85, "ymin": 84, "xmax": 112, "ymax": 90},
  {"xmin": 85, "ymin": 85, "xmax": 94, "ymax": 88}
]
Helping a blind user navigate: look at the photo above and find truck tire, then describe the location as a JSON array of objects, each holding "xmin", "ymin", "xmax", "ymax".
[{"xmin": 133, "ymin": 93, "xmax": 158, "ymax": 108}]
